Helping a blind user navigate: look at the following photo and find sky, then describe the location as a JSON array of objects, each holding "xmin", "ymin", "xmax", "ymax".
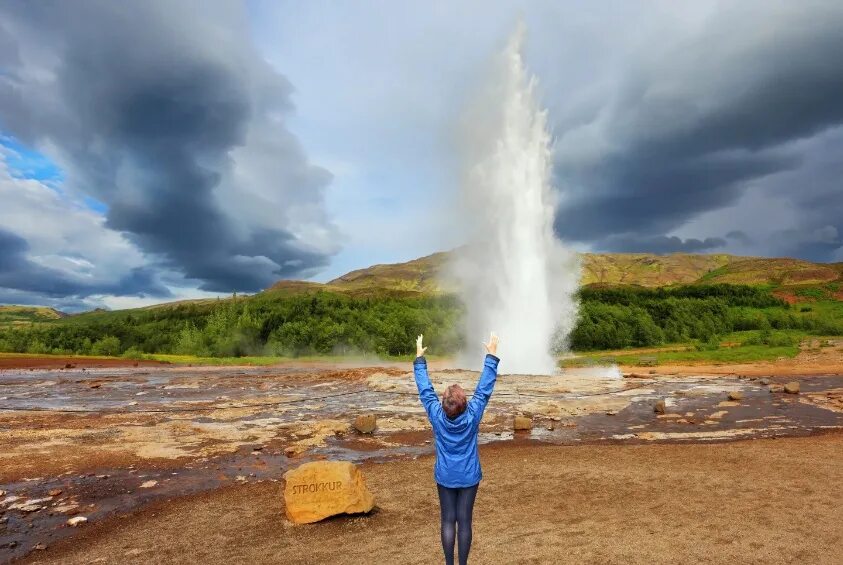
[{"xmin": 1, "ymin": 0, "xmax": 842, "ymax": 311}]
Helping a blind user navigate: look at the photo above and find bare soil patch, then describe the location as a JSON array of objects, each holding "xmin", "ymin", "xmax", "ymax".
[
  {"xmin": 31, "ymin": 434, "xmax": 843, "ymax": 565},
  {"xmin": 0, "ymin": 355, "xmax": 164, "ymax": 370}
]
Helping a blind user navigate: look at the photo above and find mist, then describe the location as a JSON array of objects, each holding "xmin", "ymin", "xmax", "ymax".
[{"xmin": 448, "ymin": 24, "xmax": 580, "ymax": 375}]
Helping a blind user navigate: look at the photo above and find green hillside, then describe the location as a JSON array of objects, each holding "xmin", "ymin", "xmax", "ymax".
[
  {"xmin": 274, "ymin": 251, "xmax": 843, "ymax": 295},
  {"xmin": 0, "ymin": 305, "xmax": 66, "ymax": 326},
  {"xmin": 0, "ymin": 251, "xmax": 841, "ymax": 360}
]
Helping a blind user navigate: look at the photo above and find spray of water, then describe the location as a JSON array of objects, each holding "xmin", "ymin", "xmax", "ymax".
[{"xmin": 450, "ymin": 24, "xmax": 579, "ymax": 375}]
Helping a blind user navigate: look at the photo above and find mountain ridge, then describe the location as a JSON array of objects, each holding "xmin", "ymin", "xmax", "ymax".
[{"xmin": 3, "ymin": 252, "xmax": 842, "ymax": 319}]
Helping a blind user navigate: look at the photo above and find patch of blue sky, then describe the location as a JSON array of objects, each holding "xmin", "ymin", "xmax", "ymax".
[
  {"xmin": 0, "ymin": 133, "xmax": 64, "ymax": 183},
  {"xmin": 83, "ymin": 195, "xmax": 109, "ymax": 214}
]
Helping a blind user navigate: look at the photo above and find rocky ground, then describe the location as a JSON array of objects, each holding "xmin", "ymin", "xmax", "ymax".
[
  {"xmin": 26, "ymin": 434, "xmax": 843, "ymax": 564},
  {"xmin": 2, "ymin": 346, "xmax": 843, "ymax": 563}
]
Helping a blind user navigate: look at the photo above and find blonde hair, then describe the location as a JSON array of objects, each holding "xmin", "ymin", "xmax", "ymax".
[{"xmin": 442, "ymin": 384, "xmax": 467, "ymax": 419}]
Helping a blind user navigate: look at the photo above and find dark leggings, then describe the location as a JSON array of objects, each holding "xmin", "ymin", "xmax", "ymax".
[{"xmin": 437, "ymin": 483, "xmax": 478, "ymax": 565}]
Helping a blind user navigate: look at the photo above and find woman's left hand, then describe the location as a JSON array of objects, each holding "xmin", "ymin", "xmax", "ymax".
[{"xmin": 416, "ymin": 334, "xmax": 428, "ymax": 358}]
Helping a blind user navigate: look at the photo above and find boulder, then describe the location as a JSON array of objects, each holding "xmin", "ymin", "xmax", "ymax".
[
  {"xmin": 513, "ymin": 416, "xmax": 532, "ymax": 430},
  {"xmin": 784, "ymin": 382, "xmax": 800, "ymax": 394},
  {"xmin": 728, "ymin": 391, "xmax": 743, "ymax": 401},
  {"xmin": 67, "ymin": 516, "xmax": 87, "ymax": 527},
  {"xmin": 283, "ymin": 461, "xmax": 374, "ymax": 524},
  {"xmin": 353, "ymin": 414, "xmax": 377, "ymax": 434},
  {"xmin": 759, "ymin": 378, "xmax": 770, "ymax": 386},
  {"xmin": 653, "ymin": 400, "xmax": 666, "ymax": 414}
]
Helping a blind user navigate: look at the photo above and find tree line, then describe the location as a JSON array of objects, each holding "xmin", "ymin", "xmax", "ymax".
[{"xmin": 0, "ymin": 284, "xmax": 840, "ymax": 357}]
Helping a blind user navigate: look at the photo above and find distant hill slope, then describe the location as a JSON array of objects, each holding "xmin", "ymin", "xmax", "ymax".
[
  {"xmin": 325, "ymin": 252, "xmax": 451, "ymax": 294},
  {"xmin": 3, "ymin": 252, "xmax": 841, "ymax": 320},
  {"xmin": 305, "ymin": 251, "xmax": 843, "ymax": 294},
  {"xmin": 0, "ymin": 305, "xmax": 66, "ymax": 326}
]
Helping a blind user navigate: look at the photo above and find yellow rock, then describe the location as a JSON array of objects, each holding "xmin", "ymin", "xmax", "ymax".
[
  {"xmin": 354, "ymin": 414, "xmax": 377, "ymax": 433},
  {"xmin": 283, "ymin": 461, "xmax": 375, "ymax": 524},
  {"xmin": 513, "ymin": 415, "xmax": 532, "ymax": 430}
]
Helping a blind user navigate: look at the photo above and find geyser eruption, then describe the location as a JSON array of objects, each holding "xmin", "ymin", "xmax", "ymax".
[{"xmin": 451, "ymin": 25, "xmax": 579, "ymax": 375}]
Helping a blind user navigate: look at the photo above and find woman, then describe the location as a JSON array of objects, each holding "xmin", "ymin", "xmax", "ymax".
[{"xmin": 413, "ymin": 332, "xmax": 500, "ymax": 565}]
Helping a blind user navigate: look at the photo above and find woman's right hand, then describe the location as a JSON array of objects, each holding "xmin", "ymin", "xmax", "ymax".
[{"xmin": 483, "ymin": 332, "xmax": 499, "ymax": 355}]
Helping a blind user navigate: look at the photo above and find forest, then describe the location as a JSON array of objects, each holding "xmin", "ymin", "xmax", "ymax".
[{"xmin": 0, "ymin": 284, "xmax": 840, "ymax": 358}]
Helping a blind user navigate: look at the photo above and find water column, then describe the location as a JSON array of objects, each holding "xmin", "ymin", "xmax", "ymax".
[{"xmin": 452, "ymin": 24, "xmax": 579, "ymax": 374}]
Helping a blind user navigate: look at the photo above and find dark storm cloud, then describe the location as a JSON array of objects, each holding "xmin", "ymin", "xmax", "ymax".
[
  {"xmin": 0, "ymin": 228, "xmax": 170, "ymax": 299},
  {"xmin": 725, "ymin": 231, "xmax": 753, "ymax": 246},
  {"xmin": 0, "ymin": 0, "xmax": 336, "ymax": 294},
  {"xmin": 601, "ymin": 235, "xmax": 726, "ymax": 254},
  {"xmin": 552, "ymin": 1, "xmax": 843, "ymax": 260}
]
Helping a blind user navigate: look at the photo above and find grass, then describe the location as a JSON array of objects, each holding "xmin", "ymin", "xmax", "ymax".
[
  {"xmin": 0, "ymin": 305, "xmax": 64, "ymax": 326},
  {"xmin": 563, "ymin": 334, "xmax": 803, "ymax": 368}
]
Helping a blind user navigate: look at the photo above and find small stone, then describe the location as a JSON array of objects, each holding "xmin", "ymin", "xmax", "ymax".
[
  {"xmin": 67, "ymin": 516, "xmax": 87, "ymax": 527},
  {"xmin": 353, "ymin": 414, "xmax": 377, "ymax": 434},
  {"xmin": 760, "ymin": 378, "xmax": 770, "ymax": 386},
  {"xmin": 546, "ymin": 423, "xmax": 554, "ymax": 431},
  {"xmin": 769, "ymin": 384, "xmax": 784, "ymax": 393},
  {"xmin": 34, "ymin": 543, "xmax": 47, "ymax": 550},
  {"xmin": 17, "ymin": 503, "xmax": 43, "ymax": 513},
  {"xmin": 606, "ymin": 410, "xmax": 617, "ymax": 416},
  {"xmin": 284, "ymin": 447, "xmax": 297, "ymax": 457},
  {"xmin": 0, "ymin": 517, "xmax": 8, "ymax": 524},
  {"xmin": 48, "ymin": 489, "xmax": 62, "ymax": 497},
  {"xmin": 235, "ymin": 475, "xmax": 247, "ymax": 482},
  {"xmin": 514, "ymin": 416, "xmax": 532, "ymax": 430},
  {"xmin": 653, "ymin": 400, "xmax": 666, "ymax": 414},
  {"xmin": 283, "ymin": 461, "xmax": 374, "ymax": 524},
  {"xmin": 649, "ymin": 370, "xmax": 657, "ymax": 375},
  {"xmin": 728, "ymin": 391, "xmax": 743, "ymax": 401},
  {"xmin": 0, "ymin": 490, "xmax": 6, "ymax": 497},
  {"xmin": 784, "ymin": 382, "xmax": 800, "ymax": 394},
  {"xmin": 139, "ymin": 480, "xmax": 158, "ymax": 489}
]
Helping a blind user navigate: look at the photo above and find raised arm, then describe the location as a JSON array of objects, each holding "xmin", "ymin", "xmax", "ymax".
[
  {"xmin": 413, "ymin": 334, "xmax": 442, "ymax": 421},
  {"xmin": 467, "ymin": 332, "xmax": 500, "ymax": 425}
]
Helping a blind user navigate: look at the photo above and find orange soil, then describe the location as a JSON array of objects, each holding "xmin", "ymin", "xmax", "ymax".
[{"xmin": 31, "ymin": 434, "xmax": 843, "ymax": 565}]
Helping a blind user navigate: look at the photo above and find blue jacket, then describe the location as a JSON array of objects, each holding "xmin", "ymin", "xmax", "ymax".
[{"xmin": 414, "ymin": 354, "xmax": 499, "ymax": 488}]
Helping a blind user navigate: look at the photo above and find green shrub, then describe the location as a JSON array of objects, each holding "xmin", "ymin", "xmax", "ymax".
[{"xmin": 91, "ymin": 335, "xmax": 121, "ymax": 356}]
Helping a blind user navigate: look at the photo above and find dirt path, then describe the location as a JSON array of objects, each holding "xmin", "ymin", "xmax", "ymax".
[{"xmin": 29, "ymin": 434, "xmax": 843, "ymax": 565}]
